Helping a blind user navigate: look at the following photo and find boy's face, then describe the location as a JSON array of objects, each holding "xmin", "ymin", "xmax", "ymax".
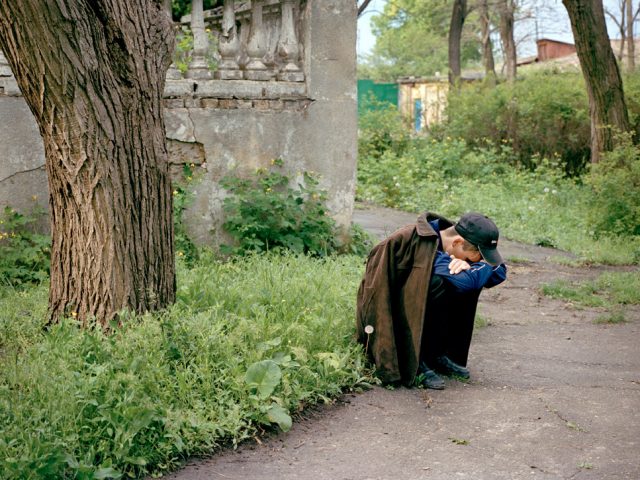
[{"xmin": 447, "ymin": 236, "xmax": 482, "ymax": 263}]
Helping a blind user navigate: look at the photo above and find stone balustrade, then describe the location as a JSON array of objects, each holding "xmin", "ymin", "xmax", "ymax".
[
  {"xmin": 174, "ymin": 0, "xmax": 305, "ymax": 83},
  {"xmin": 0, "ymin": 50, "xmax": 20, "ymax": 96},
  {"xmin": 0, "ymin": 1, "xmax": 307, "ymax": 97}
]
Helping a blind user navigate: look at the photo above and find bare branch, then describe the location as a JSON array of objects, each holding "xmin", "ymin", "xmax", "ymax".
[
  {"xmin": 605, "ymin": 8, "xmax": 624, "ymax": 29},
  {"xmin": 358, "ymin": 0, "xmax": 374, "ymax": 17},
  {"xmin": 633, "ymin": 1, "xmax": 640, "ymax": 22}
]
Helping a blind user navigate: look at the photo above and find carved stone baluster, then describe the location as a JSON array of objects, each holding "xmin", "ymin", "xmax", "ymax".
[
  {"xmin": 244, "ymin": 0, "xmax": 272, "ymax": 81},
  {"xmin": 186, "ymin": 0, "xmax": 213, "ymax": 79},
  {"xmin": 164, "ymin": 0, "xmax": 183, "ymax": 79},
  {"xmin": 277, "ymin": 0, "xmax": 304, "ymax": 82},
  {"xmin": 215, "ymin": 0, "xmax": 243, "ymax": 80}
]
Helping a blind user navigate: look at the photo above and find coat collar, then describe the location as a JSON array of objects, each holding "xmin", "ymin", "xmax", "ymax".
[{"xmin": 416, "ymin": 211, "xmax": 455, "ymax": 237}]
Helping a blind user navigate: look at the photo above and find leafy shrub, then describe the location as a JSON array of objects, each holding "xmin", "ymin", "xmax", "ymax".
[
  {"xmin": 0, "ymin": 206, "xmax": 50, "ymax": 286},
  {"xmin": 221, "ymin": 161, "xmax": 337, "ymax": 256},
  {"xmin": 338, "ymin": 223, "xmax": 375, "ymax": 257},
  {"xmin": 171, "ymin": 0, "xmax": 219, "ymax": 20},
  {"xmin": 621, "ymin": 70, "xmax": 640, "ymax": 137},
  {"xmin": 358, "ymin": 97, "xmax": 411, "ymax": 160},
  {"xmin": 221, "ymin": 162, "xmax": 371, "ymax": 257},
  {"xmin": 173, "ymin": 164, "xmax": 200, "ymax": 265},
  {"xmin": 172, "ymin": 29, "xmax": 218, "ymax": 74},
  {"xmin": 441, "ymin": 70, "xmax": 590, "ymax": 176},
  {"xmin": 357, "ymin": 137, "xmax": 512, "ymax": 210},
  {"xmin": 587, "ymin": 133, "xmax": 640, "ymax": 237}
]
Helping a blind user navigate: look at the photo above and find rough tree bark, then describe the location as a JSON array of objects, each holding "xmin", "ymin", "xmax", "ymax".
[
  {"xmin": 448, "ymin": 0, "xmax": 468, "ymax": 85},
  {"xmin": 499, "ymin": 0, "xmax": 517, "ymax": 82},
  {"xmin": 0, "ymin": 1, "xmax": 176, "ymax": 326},
  {"xmin": 479, "ymin": 0, "xmax": 497, "ymax": 81},
  {"xmin": 563, "ymin": 0, "xmax": 630, "ymax": 163}
]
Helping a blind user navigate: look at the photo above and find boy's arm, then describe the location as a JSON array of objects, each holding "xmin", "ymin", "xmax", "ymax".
[{"xmin": 433, "ymin": 251, "xmax": 507, "ymax": 292}]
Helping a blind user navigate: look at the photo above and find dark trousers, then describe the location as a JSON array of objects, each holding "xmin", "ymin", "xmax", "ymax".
[{"xmin": 421, "ymin": 275, "xmax": 481, "ymax": 367}]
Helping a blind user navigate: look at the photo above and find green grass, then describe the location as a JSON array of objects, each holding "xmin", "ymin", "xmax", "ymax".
[
  {"xmin": 594, "ymin": 309, "xmax": 627, "ymax": 324},
  {"xmin": 541, "ymin": 271, "xmax": 640, "ymax": 314},
  {"xmin": 504, "ymin": 256, "xmax": 531, "ymax": 265},
  {"xmin": 474, "ymin": 313, "xmax": 489, "ymax": 329},
  {"xmin": 0, "ymin": 253, "xmax": 373, "ymax": 479}
]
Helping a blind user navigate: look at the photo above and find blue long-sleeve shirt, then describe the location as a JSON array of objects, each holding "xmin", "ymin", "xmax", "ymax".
[
  {"xmin": 429, "ymin": 219, "xmax": 507, "ymax": 293},
  {"xmin": 433, "ymin": 250, "xmax": 507, "ymax": 292}
]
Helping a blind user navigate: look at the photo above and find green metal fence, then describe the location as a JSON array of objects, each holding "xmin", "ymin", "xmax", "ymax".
[{"xmin": 357, "ymin": 79, "xmax": 398, "ymax": 112}]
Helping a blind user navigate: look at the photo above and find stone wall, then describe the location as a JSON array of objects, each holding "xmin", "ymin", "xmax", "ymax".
[{"xmin": 0, "ymin": 0, "xmax": 357, "ymax": 245}]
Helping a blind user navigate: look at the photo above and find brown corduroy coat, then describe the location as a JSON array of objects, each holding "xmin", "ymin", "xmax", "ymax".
[{"xmin": 356, "ymin": 212, "xmax": 454, "ymax": 385}]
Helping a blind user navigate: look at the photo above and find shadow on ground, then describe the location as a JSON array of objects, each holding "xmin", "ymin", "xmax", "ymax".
[{"xmin": 165, "ymin": 205, "xmax": 640, "ymax": 480}]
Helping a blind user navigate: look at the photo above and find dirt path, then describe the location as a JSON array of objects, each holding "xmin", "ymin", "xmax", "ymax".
[{"xmin": 166, "ymin": 205, "xmax": 640, "ymax": 480}]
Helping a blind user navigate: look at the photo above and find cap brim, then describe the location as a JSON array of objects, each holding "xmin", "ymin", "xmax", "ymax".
[{"xmin": 478, "ymin": 246, "xmax": 504, "ymax": 266}]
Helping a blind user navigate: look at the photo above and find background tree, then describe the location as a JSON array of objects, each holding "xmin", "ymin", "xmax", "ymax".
[
  {"xmin": 498, "ymin": 0, "xmax": 517, "ymax": 81},
  {"xmin": 0, "ymin": 0, "xmax": 176, "ymax": 325},
  {"xmin": 605, "ymin": 0, "xmax": 640, "ymax": 71},
  {"xmin": 563, "ymin": 0, "xmax": 631, "ymax": 163},
  {"xmin": 171, "ymin": 0, "xmax": 220, "ymax": 20},
  {"xmin": 478, "ymin": 0, "xmax": 497, "ymax": 80},
  {"xmin": 449, "ymin": 0, "xmax": 469, "ymax": 85},
  {"xmin": 627, "ymin": 0, "xmax": 636, "ymax": 70}
]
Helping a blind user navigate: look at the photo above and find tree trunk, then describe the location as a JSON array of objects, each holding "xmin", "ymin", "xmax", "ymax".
[
  {"xmin": 479, "ymin": 0, "xmax": 497, "ymax": 82},
  {"xmin": 563, "ymin": 0, "xmax": 631, "ymax": 163},
  {"xmin": 627, "ymin": 0, "xmax": 636, "ymax": 70},
  {"xmin": 448, "ymin": 0, "xmax": 468, "ymax": 86},
  {"xmin": 499, "ymin": 0, "xmax": 517, "ymax": 82},
  {"xmin": 0, "ymin": 1, "xmax": 176, "ymax": 326}
]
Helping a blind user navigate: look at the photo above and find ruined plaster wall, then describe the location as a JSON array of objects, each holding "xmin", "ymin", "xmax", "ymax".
[
  {"xmin": 0, "ymin": 66, "xmax": 49, "ymax": 231},
  {"xmin": 169, "ymin": 0, "xmax": 358, "ymax": 245},
  {"xmin": 0, "ymin": 0, "xmax": 357, "ymax": 245}
]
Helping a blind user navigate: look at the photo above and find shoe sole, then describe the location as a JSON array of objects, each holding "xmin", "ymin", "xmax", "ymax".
[
  {"xmin": 425, "ymin": 384, "xmax": 445, "ymax": 390},
  {"xmin": 433, "ymin": 368, "xmax": 470, "ymax": 380}
]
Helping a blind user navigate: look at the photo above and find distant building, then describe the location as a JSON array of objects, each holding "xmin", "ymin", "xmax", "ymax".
[
  {"xmin": 518, "ymin": 37, "xmax": 640, "ymax": 69},
  {"xmin": 517, "ymin": 38, "xmax": 578, "ymax": 66},
  {"xmin": 397, "ymin": 73, "xmax": 483, "ymax": 132},
  {"xmin": 397, "ymin": 75, "xmax": 448, "ymax": 132},
  {"xmin": 537, "ymin": 38, "xmax": 577, "ymax": 61}
]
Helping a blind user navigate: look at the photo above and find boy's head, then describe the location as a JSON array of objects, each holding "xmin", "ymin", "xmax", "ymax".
[{"xmin": 442, "ymin": 212, "xmax": 503, "ymax": 266}]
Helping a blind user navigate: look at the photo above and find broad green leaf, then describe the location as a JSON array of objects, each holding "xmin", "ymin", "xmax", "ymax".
[
  {"xmin": 93, "ymin": 467, "xmax": 122, "ymax": 479},
  {"xmin": 266, "ymin": 404, "xmax": 292, "ymax": 432},
  {"xmin": 245, "ymin": 360, "xmax": 282, "ymax": 399}
]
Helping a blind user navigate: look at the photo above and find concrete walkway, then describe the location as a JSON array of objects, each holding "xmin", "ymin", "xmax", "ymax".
[{"xmin": 166, "ymin": 205, "xmax": 640, "ymax": 480}]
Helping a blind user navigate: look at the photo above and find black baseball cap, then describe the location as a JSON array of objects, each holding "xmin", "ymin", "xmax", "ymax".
[{"xmin": 454, "ymin": 212, "xmax": 504, "ymax": 266}]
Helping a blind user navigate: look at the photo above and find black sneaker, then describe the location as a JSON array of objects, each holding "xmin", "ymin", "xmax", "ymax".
[
  {"xmin": 418, "ymin": 362, "xmax": 445, "ymax": 390},
  {"xmin": 433, "ymin": 355, "xmax": 470, "ymax": 379}
]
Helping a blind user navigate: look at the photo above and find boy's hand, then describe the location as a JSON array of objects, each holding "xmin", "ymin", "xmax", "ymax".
[{"xmin": 448, "ymin": 255, "xmax": 471, "ymax": 275}]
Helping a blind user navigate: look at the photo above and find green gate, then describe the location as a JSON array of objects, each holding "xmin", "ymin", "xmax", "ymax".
[{"xmin": 357, "ymin": 79, "xmax": 399, "ymax": 113}]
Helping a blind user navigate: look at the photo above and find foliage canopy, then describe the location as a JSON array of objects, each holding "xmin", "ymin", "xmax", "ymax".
[{"xmin": 360, "ymin": 0, "xmax": 481, "ymax": 81}]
